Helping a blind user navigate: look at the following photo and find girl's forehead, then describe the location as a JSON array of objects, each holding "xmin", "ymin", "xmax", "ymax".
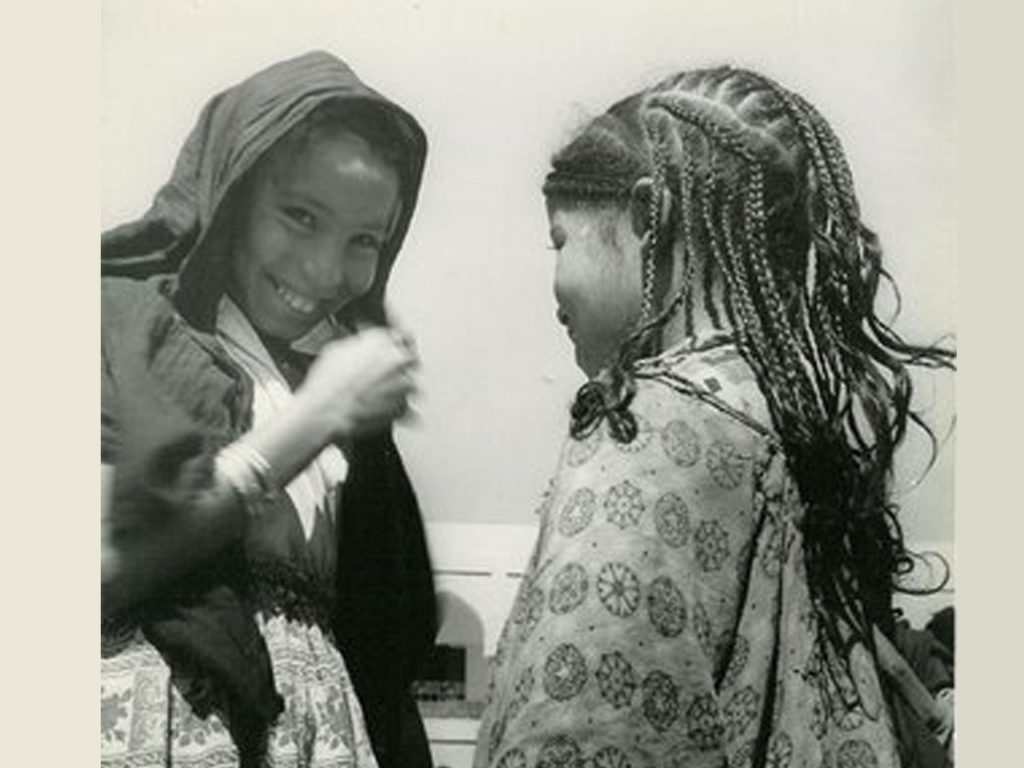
[
  {"xmin": 266, "ymin": 128, "xmax": 399, "ymax": 184},
  {"xmin": 249, "ymin": 130, "xmax": 401, "ymax": 228},
  {"xmin": 548, "ymin": 203, "xmax": 623, "ymax": 234}
]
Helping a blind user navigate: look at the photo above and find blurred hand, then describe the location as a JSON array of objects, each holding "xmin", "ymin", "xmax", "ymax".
[{"xmin": 296, "ymin": 327, "xmax": 419, "ymax": 438}]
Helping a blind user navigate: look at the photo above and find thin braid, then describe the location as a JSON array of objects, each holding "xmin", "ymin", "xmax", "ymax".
[
  {"xmin": 649, "ymin": 95, "xmax": 760, "ymax": 163},
  {"xmin": 639, "ymin": 122, "xmax": 669, "ymax": 324},
  {"xmin": 688, "ymin": 143, "xmax": 720, "ymax": 329},
  {"xmin": 718, "ymin": 184, "xmax": 808, "ymax": 429},
  {"xmin": 676, "ymin": 129, "xmax": 700, "ymax": 336},
  {"xmin": 796, "ymin": 92, "xmax": 861, "ymax": 223},
  {"xmin": 752, "ymin": 76, "xmax": 863, "ymax": 322},
  {"xmin": 698, "ymin": 160, "xmax": 758, "ymax": 368},
  {"xmin": 742, "ymin": 164, "xmax": 822, "ymax": 419},
  {"xmin": 718, "ymin": 181, "xmax": 786, "ymax": 395},
  {"xmin": 756, "ymin": 77, "xmax": 850, "ymax": 232}
]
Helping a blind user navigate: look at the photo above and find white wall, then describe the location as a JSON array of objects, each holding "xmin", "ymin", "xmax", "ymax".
[{"xmin": 102, "ymin": 0, "xmax": 956, "ymax": 543}]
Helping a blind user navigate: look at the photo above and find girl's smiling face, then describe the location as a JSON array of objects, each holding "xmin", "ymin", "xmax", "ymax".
[
  {"xmin": 228, "ymin": 129, "xmax": 401, "ymax": 341},
  {"xmin": 547, "ymin": 202, "xmax": 645, "ymax": 378}
]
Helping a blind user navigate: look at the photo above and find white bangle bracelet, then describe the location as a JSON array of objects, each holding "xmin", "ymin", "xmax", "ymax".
[{"xmin": 215, "ymin": 442, "xmax": 275, "ymax": 501}]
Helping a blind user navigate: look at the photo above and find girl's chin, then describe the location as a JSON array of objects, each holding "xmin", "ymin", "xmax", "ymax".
[
  {"xmin": 251, "ymin": 310, "xmax": 322, "ymax": 344},
  {"xmin": 574, "ymin": 349, "xmax": 600, "ymax": 379}
]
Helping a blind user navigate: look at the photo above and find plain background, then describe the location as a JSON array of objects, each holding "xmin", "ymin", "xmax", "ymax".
[
  {"xmin": 4, "ymin": 0, "xmax": 1014, "ymax": 764},
  {"xmin": 103, "ymin": 0, "xmax": 955, "ymax": 547}
]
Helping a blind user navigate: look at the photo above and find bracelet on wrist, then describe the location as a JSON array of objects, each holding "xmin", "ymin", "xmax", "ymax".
[{"xmin": 215, "ymin": 441, "xmax": 276, "ymax": 503}]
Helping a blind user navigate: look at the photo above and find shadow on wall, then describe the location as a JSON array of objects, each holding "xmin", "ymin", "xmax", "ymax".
[{"xmin": 413, "ymin": 590, "xmax": 488, "ymax": 709}]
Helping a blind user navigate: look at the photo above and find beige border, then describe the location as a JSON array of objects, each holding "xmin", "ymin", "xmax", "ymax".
[
  {"xmin": 7, "ymin": 1, "xmax": 98, "ymax": 764},
  {"xmin": 951, "ymin": 0, "xmax": 1015, "ymax": 764}
]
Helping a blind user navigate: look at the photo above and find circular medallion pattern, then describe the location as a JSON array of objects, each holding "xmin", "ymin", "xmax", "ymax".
[
  {"xmin": 646, "ymin": 575, "xmax": 687, "ymax": 637},
  {"xmin": 542, "ymin": 644, "xmax": 588, "ymax": 701},
  {"xmin": 835, "ymin": 739, "xmax": 879, "ymax": 768},
  {"xmin": 661, "ymin": 419, "xmax": 701, "ymax": 467},
  {"xmin": 685, "ymin": 693, "xmax": 724, "ymax": 750},
  {"xmin": 604, "ymin": 480, "xmax": 645, "ymax": 530},
  {"xmin": 614, "ymin": 414, "xmax": 653, "ymax": 453},
  {"xmin": 595, "ymin": 651, "xmax": 637, "ymax": 709},
  {"xmin": 654, "ymin": 492, "xmax": 691, "ymax": 548},
  {"xmin": 597, "ymin": 562, "xmax": 641, "ymax": 617},
  {"xmin": 514, "ymin": 584, "xmax": 546, "ymax": 643},
  {"xmin": 641, "ymin": 671, "xmax": 681, "ymax": 732},
  {"xmin": 592, "ymin": 746, "xmax": 632, "ymax": 768},
  {"xmin": 722, "ymin": 686, "xmax": 760, "ymax": 743},
  {"xmin": 558, "ymin": 488, "xmax": 597, "ymax": 538},
  {"xmin": 549, "ymin": 563, "xmax": 589, "ymax": 615},
  {"xmin": 695, "ymin": 520, "xmax": 730, "ymax": 572},
  {"xmin": 497, "ymin": 748, "xmax": 527, "ymax": 768},
  {"xmin": 536, "ymin": 735, "xmax": 583, "ymax": 768},
  {"xmin": 707, "ymin": 440, "xmax": 747, "ymax": 489},
  {"xmin": 766, "ymin": 732, "xmax": 794, "ymax": 768},
  {"xmin": 567, "ymin": 428, "xmax": 602, "ymax": 467}
]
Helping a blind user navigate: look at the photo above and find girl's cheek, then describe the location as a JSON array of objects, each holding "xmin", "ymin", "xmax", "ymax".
[{"xmin": 350, "ymin": 254, "xmax": 381, "ymax": 296}]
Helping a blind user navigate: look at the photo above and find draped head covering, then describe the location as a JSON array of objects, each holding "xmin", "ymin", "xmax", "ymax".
[{"xmin": 102, "ymin": 50, "xmax": 427, "ymax": 329}]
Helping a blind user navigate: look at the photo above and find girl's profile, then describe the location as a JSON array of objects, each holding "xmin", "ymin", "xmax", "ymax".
[{"xmin": 475, "ymin": 65, "xmax": 955, "ymax": 768}]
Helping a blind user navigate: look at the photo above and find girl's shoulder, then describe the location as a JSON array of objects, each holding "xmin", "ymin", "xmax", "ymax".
[
  {"xmin": 101, "ymin": 275, "xmax": 180, "ymax": 334},
  {"xmin": 101, "ymin": 275, "xmax": 222, "ymax": 385},
  {"xmin": 635, "ymin": 338, "xmax": 776, "ymax": 447}
]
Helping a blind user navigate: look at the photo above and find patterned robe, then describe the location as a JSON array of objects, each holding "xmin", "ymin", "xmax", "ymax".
[{"xmin": 475, "ymin": 336, "xmax": 901, "ymax": 768}]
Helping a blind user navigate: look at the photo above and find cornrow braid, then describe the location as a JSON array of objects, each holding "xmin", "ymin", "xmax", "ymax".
[{"xmin": 676, "ymin": 131, "xmax": 700, "ymax": 335}]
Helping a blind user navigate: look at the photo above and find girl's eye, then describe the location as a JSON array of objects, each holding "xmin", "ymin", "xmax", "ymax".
[
  {"xmin": 352, "ymin": 234, "xmax": 384, "ymax": 252},
  {"xmin": 548, "ymin": 227, "xmax": 567, "ymax": 252},
  {"xmin": 283, "ymin": 207, "xmax": 317, "ymax": 231}
]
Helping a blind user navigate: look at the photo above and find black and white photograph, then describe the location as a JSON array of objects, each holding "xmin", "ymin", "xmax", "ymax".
[{"xmin": 96, "ymin": 1, "xmax": 961, "ymax": 766}]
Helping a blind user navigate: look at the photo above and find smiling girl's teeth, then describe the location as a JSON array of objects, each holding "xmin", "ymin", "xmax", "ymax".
[{"xmin": 276, "ymin": 282, "xmax": 318, "ymax": 314}]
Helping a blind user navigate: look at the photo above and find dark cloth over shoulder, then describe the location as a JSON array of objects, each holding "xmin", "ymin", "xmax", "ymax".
[
  {"xmin": 102, "ymin": 277, "xmax": 281, "ymax": 762},
  {"xmin": 336, "ymin": 433, "xmax": 438, "ymax": 768}
]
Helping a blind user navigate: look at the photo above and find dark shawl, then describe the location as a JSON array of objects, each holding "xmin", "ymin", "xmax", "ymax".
[{"xmin": 102, "ymin": 51, "xmax": 436, "ymax": 767}]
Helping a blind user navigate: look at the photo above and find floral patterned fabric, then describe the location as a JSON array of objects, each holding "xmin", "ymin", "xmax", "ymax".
[
  {"xmin": 474, "ymin": 337, "xmax": 902, "ymax": 768},
  {"xmin": 101, "ymin": 613, "xmax": 378, "ymax": 768}
]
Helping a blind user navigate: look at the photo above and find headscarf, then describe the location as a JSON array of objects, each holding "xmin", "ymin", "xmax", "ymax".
[{"xmin": 102, "ymin": 49, "xmax": 427, "ymax": 329}]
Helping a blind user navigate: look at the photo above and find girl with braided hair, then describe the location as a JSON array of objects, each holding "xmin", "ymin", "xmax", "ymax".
[{"xmin": 475, "ymin": 66, "xmax": 954, "ymax": 768}]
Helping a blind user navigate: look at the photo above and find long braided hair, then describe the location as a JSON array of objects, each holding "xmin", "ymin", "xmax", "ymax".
[{"xmin": 543, "ymin": 66, "xmax": 955, "ymax": 694}]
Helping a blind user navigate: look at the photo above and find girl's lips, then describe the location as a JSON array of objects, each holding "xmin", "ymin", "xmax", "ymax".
[
  {"xmin": 557, "ymin": 309, "xmax": 574, "ymax": 338},
  {"xmin": 272, "ymin": 277, "xmax": 320, "ymax": 316}
]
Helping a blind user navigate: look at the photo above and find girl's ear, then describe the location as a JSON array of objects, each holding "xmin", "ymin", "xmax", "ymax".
[{"xmin": 629, "ymin": 177, "xmax": 673, "ymax": 240}]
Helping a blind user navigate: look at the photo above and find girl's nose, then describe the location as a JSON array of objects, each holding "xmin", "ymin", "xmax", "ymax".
[{"xmin": 300, "ymin": 242, "xmax": 347, "ymax": 295}]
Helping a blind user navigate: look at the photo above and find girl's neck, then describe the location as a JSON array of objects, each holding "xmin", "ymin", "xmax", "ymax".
[
  {"xmin": 654, "ymin": 246, "xmax": 733, "ymax": 349},
  {"xmin": 660, "ymin": 308, "xmax": 725, "ymax": 349}
]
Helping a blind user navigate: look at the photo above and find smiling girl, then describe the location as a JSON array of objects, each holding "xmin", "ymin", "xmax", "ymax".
[{"xmin": 101, "ymin": 53, "xmax": 437, "ymax": 768}]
